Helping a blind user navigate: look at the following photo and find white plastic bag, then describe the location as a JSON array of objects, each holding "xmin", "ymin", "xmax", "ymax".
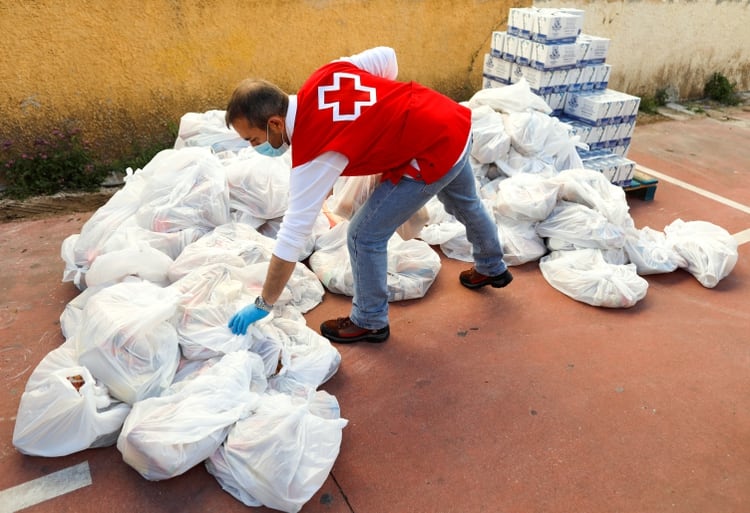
[
  {"xmin": 418, "ymin": 198, "xmax": 465, "ymax": 245},
  {"xmin": 206, "ymin": 390, "xmax": 347, "ymax": 513},
  {"xmin": 171, "ymin": 265, "xmax": 257, "ymax": 360},
  {"xmin": 309, "ymin": 222, "xmax": 441, "ymax": 301},
  {"xmin": 470, "ymin": 105, "xmax": 511, "ymax": 164},
  {"xmin": 466, "ymin": 78, "xmax": 552, "ymax": 114},
  {"xmin": 134, "ymin": 147, "xmax": 231, "ymax": 233},
  {"xmin": 495, "ymin": 146, "xmax": 557, "ymax": 178},
  {"xmin": 439, "ymin": 230, "xmax": 473, "ymax": 262},
  {"xmin": 504, "ymin": 110, "xmax": 560, "ymax": 157},
  {"xmin": 548, "ymin": 168, "xmax": 634, "ymax": 229},
  {"xmin": 76, "ymin": 281, "xmax": 181, "ymax": 404},
  {"xmin": 490, "ymin": 173, "xmax": 560, "ymax": 222},
  {"xmin": 269, "ymin": 317, "xmax": 341, "ymax": 387},
  {"xmin": 664, "ymin": 219, "xmax": 738, "ymax": 288},
  {"xmin": 539, "ymin": 249, "xmax": 648, "ymax": 308},
  {"xmin": 326, "ymin": 175, "xmax": 429, "ymax": 240},
  {"xmin": 225, "ymin": 148, "xmax": 291, "ymax": 221},
  {"xmin": 61, "ymin": 168, "xmax": 150, "ymax": 288},
  {"xmin": 326, "ymin": 175, "xmax": 381, "ymax": 220},
  {"xmin": 101, "ymin": 221, "xmax": 203, "ymax": 260},
  {"xmin": 174, "ymin": 110, "xmax": 248, "ymax": 153},
  {"xmin": 60, "ymin": 283, "xmax": 107, "ymax": 340},
  {"xmin": 497, "ymin": 219, "xmax": 548, "ymax": 266},
  {"xmin": 85, "ymin": 242, "xmax": 174, "ymax": 287},
  {"xmin": 536, "ymin": 201, "xmax": 626, "ymax": 250},
  {"xmin": 168, "ymin": 222, "xmax": 275, "ymax": 282},
  {"xmin": 13, "ymin": 347, "xmax": 130, "ymax": 457},
  {"xmin": 117, "ymin": 351, "xmax": 266, "ymax": 481},
  {"xmin": 623, "ymin": 226, "xmax": 686, "ymax": 275}
]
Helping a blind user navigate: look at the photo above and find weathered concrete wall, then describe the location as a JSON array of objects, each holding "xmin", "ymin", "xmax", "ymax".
[
  {"xmin": 535, "ymin": 0, "xmax": 750, "ymax": 100},
  {"xmin": 1, "ymin": 0, "xmax": 747, "ymax": 163}
]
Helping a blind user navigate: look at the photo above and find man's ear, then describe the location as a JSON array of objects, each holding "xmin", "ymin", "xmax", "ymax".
[{"xmin": 267, "ymin": 115, "xmax": 285, "ymax": 131}]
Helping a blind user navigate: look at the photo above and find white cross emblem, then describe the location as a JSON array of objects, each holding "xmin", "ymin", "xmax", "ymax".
[{"xmin": 318, "ymin": 72, "xmax": 377, "ymax": 122}]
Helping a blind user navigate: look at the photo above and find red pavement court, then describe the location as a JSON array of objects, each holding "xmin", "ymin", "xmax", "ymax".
[{"xmin": 1, "ymin": 107, "xmax": 748, "ymax": 513}]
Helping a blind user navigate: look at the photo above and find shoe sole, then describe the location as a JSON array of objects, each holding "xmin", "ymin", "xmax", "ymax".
[
  {"xmin": 460, "ymin": 273, "xmax": 513, "ymax": 289},
  {"xmin": 320, "ymin": 327, "xmax": 390, "ymax": 344}
]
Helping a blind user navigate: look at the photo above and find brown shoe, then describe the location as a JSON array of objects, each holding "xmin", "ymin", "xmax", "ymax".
[
  {"xmin": 320, "ymin": 317, "xmax": 390, "ymax": 344},
  {"xmin": 459, "ymin": 267, "xmax": 513, "ymax": 289}
]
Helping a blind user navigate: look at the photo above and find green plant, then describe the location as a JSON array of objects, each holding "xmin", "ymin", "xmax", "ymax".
[
  {"xmin": 1, "ymin": 127, "xmax": 106, "ymax": 199},
  {"xmin": 655, "ymin": 88, "xmax": 670, "ymax": 106},
  {"xmin": 639, "ymin": 87, "xmax": 670, "ymax": 115},
  {"xmin": 704, "ymin": 72, "xmax": 740, "ymax": 105},
  {"xmin": 106, "ymin": 121, "xmax": 178, "ymax": 174},
  {"xmin": 639, "ymin": 95, "xmax": 660, "ymax": 114}
]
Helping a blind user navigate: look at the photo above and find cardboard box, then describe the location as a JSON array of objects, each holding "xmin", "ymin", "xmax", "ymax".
[
  {"xmin": 565, "ymin": 67, "xmax": 582, "ymax": 92},
  {"xmin": 491, "ymin": 31, "xmax": 506, "ymax": 58},
  {"xmin": 511, "ymin": 64, "xmax": 556, "ymax": 94},
  {"xmin": 619, "ymin": 93, "xmax": 641, "ymax": 122},
  {"xmin": 542, "ymin": 91, "xmax": 567, "ymax": 114},
  {"xmin": 503, "ymin": 34, "xmax": 520, "ymax": 62},
  {"xmin": 612, "ymin": 141, "xmax": 631, "ymax": 157},
  {"xmin": 482, "ymin": 75, "xmax": 506, "ymax": 90},
  {"xmin": 616, "ymin": 120, "xmax": 636, "ymax": 141},
  {"xmin": 578, "ymin": 34, "xmax": 610, "ymax": 65},
  {"xmin": 532, "ymin": 9, "xmax": 584, "ymax": 44},
  {"xmin": 564, "ymin": 90, "xmax": 639, "ymax": 126},
  {"xmin": 594, "ymin": 64, "xmax": 611, "ymax": 90},
  {"xmin": 588, "ymin": 124, "xmax": 607, "ymax": 147},
  {"xmin": 616, "ymin": 158, "xmax": 636, "ymax": 185},
  {"xmin": 562, "ymin": 117, "xmax": 594, "ymax": 145},
  {"xmin": 530, "ymin": 41, "xmax": 578, "ymax": 70},
  {"xmin": 516, "ymin": 38, "xmax": 534, "ymax": 66},
  {"xmin": 578, "ymin": 65, "xmax": 598, "ymax": 91},
  {"xmin": 564, "ymin": 91, "xmax": 610, "ymax": 126},
  {"xmin": 583, "ymin": 155, "xmax": 618, "ymax": 182},
  {"xmin": 580, "ymin": 151, "xmax": 635, "ymax": 184},
  {"xmin": 508, "ymin": 8, "xmax": 535, "ymax": 39},
  {"xmin": 483, "ymin": 53, "xmax": 512, "ymax": 84},
  {"xmin": 603, "ymin": 124, "xmax": 620, "ymax": 144}
]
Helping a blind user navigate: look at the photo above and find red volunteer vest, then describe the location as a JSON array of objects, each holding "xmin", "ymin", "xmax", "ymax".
[{"xmin": 291, "ymin": 60, "xmax": 471, "ymax": 184}]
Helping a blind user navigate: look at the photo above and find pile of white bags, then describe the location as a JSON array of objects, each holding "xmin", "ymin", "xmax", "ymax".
[
  {"xmin": 16, "ymin": 79, "xmax": 739, "ymax": 512},
  {"xmin": 20, "ymin": 113, "xmax": 349, "ymax": 512},
  {"xmin": 433, "ymin": 83, "xmax": 738, "ymax": 306}
]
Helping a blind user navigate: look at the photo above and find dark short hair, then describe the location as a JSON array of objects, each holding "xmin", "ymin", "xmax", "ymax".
[{"xmin": 225, "ymin": 79, "xmax": 289, "ymax": 129}]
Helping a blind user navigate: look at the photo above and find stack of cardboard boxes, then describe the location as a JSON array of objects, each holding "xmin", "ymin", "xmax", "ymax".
[{"xmin": 482, "ymin": 6, "xmax": 638, "ymax": 186}]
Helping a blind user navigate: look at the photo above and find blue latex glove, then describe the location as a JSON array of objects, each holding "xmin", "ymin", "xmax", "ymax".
[{"xmin": 228, "ymin": 304, "xmax": 269, "ymax": 335}]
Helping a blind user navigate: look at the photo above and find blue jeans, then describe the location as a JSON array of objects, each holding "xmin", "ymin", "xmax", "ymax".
[{"xmin": 347, "ymin": 141, "xmax": 507, "ymax": 329}]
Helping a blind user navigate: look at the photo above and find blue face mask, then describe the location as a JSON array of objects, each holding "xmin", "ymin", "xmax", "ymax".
[{"xmin": 254, "ymin": 123, "xmax": 289, "ymax": 157}]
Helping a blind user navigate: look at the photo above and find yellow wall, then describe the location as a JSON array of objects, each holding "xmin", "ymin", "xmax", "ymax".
[
  {"xmin": 0, "ymin": 0, "xmax": 516, "ymax": 161},
  {"xmin": 1, "ymin": 0, "xmax": 748, "ymax": 164}
]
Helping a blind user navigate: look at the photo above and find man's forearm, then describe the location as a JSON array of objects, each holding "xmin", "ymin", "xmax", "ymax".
[{"xmin": 261, "ymin": 254, "xmax": 297, "ymax": 305}]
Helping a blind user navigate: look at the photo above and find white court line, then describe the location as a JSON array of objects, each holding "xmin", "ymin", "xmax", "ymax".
[
  {"xmin": 636, "ymin": 164, "xmax": 750, "ymax": 216},
  {"xmin": 0, "ymin": 461, "xmax": 91, "ymax": 513},
  {"xmin": 636, "ymin": 164, "xmax": 750, "ymax": 245},
  {"xmin": 734, "ymin": 228, "xmax": 750, "ymax": 245}
]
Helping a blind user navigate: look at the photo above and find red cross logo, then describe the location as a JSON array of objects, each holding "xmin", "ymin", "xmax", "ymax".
[{"xmin": 318, "ymin": 72, "xmax": 377, "ymax": 122}]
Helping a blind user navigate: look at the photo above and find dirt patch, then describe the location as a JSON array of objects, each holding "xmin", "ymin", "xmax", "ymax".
[
  {"xmin": 635, "ymin": 111, "xmax": 669, "ymax": 126},
  {"xmin": 0, "ymin": 189, "xmax": 118, "ymax": 224}
]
